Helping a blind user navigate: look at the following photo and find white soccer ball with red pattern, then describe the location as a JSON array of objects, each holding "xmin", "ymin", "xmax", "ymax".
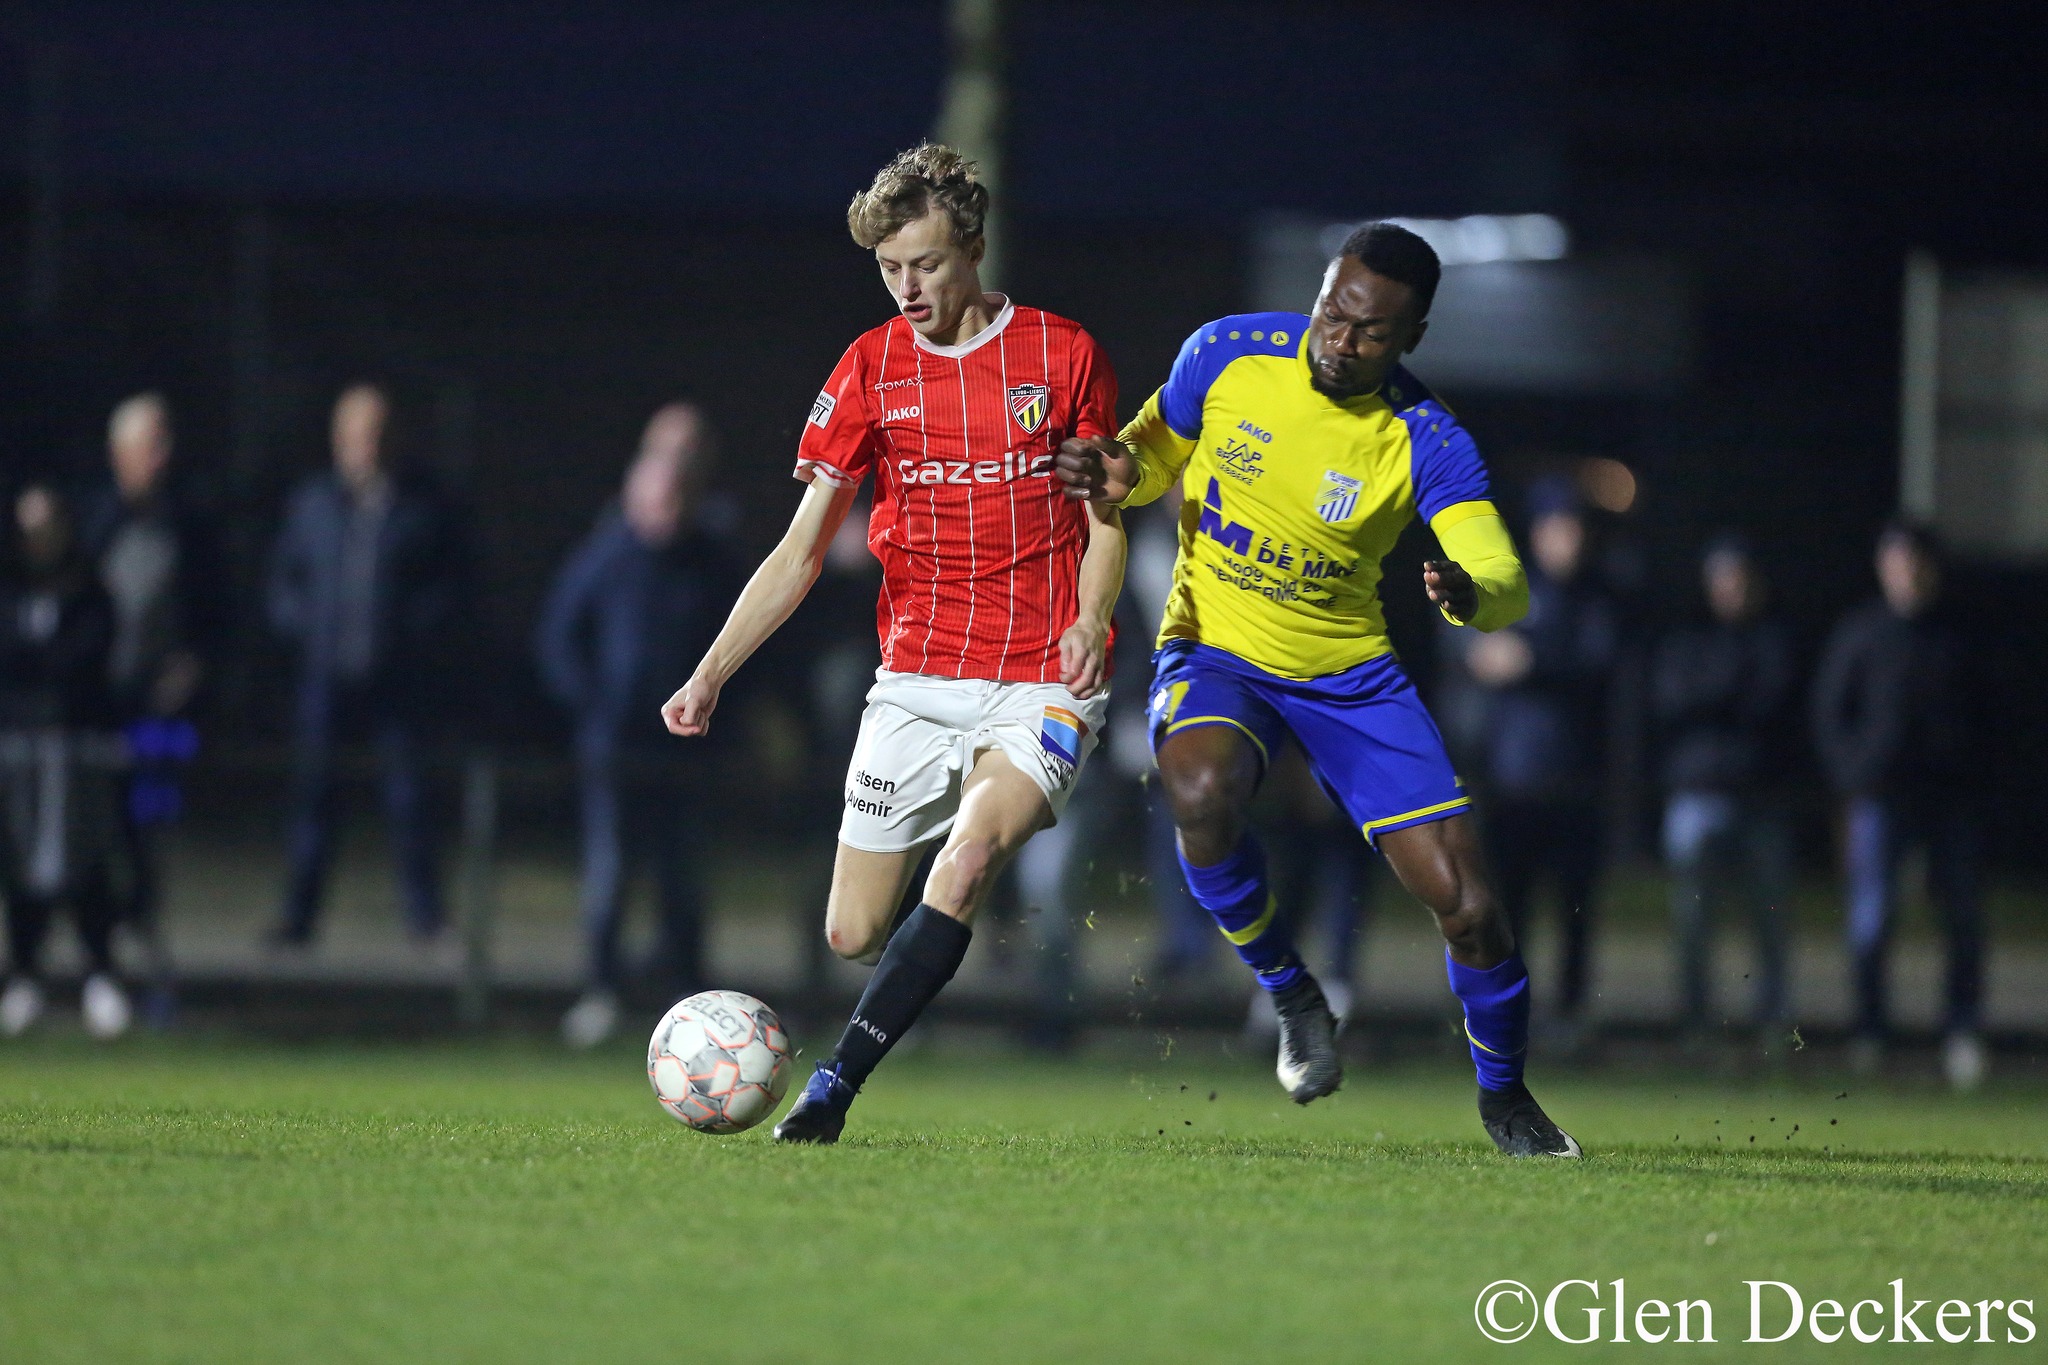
[{"xmin": 647, "ymin": 990, "xmax": 794, "ymax": 1134}]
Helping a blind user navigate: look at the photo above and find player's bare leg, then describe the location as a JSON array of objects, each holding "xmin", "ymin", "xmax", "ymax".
[
  {"xmin": 1155, "ymin": 726, "xmax": 1342, "ymax": 1104},
  {"xmin": 824, "ymin": 846, "xmax": 926, "ymax": 966},
  {"xmin": 1378, "ymin": 816, "xmax": 1579, "ymax": 1157},
  {"xmin": 921, "ymin": 749, "xmax": 1055, "ymax": 921},
  {"xmin": 778, "ymin": 750, "xmax": 1053, "ymax": 1143}
]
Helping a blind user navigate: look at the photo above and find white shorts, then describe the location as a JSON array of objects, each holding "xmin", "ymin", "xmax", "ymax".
[{"xmin": 838, "ymin": 670, "xmax": 1111, "ymax": 853}]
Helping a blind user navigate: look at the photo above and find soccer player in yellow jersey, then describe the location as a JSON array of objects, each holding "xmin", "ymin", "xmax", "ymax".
[{"xmin": 1055, "ymin": 223, "xmax": 1579, "ymax": 1156}]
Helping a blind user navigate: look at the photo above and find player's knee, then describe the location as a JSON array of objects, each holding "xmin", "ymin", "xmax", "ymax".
[
  {"xmin": 824, "ymin": 918, "xmax": 884, "ymax": 963},
  {"xmin": 1161, "ymin": 762, "xmax": 1244, "ymax": 854},
  {"xmin": 1432, "ymin": 880, "xmax": 1512, "ymax": 964}
]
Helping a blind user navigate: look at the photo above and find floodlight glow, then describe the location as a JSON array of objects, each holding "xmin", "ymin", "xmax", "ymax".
[{"xmin": 1317, "ymin": 214, "xmax": 1570, "ymax": 267}]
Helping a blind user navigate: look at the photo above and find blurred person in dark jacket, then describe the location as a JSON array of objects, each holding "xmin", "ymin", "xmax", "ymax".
[
  {"xmin": 76, "ymin": 393, "xmax": 218, "ymax": 1000},
  {"xmin": 783, "ymin": 494, "xmax": 885, "ymax": 1009},
  {"xmin": 536, "ymin": 403, "xmax": 734, "ymax": 1047},
  {"xmin": 1813, "ymin": 521, "xmax": 1983, "ymax": 1088},
  {"xmin": 1118, "ymin": 484, "xmax": 1214, "ymax": 986},
  {"xmin": 266, "ymin": 383, "xmax": 469, "ymax": 946},
  {"xmin": 1459, "ymin": 478, "xmax": 1617, "ymax": 1048},
  {"xmin": 0, "ymin": 485, "xmax": 129, "ymax": 1039},
  {"xmin": 1653, "ymin": 535, "xmax": 1796, "ymax": 1047}
]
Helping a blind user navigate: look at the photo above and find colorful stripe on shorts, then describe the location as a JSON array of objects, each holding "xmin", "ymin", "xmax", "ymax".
[{"xmin": 1040, "ymin": 705, "xmax": 1086, "ymax": 765}]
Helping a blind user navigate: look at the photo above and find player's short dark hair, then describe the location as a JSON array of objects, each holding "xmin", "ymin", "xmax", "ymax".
[
  {"xmin": 1879, "ymin": 517, "xmax": 1944, "ymax": 563},
  {"xmin": 1336, "ymin": 222, "xmax": 1442, "ymax": 318},
  {"xmin": 1702, "ymin": 530, "xmax": 1754, "ymax": 565},
  {"xmin": 848, "ymin": 143, "xmax": 989, "ymax": 251}
]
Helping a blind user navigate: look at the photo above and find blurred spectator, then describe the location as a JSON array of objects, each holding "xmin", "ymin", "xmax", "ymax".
[
  {"xmin": 1459, "ymin": 477, "xmax": 1618, "ymax": 1048},
  {"xmin": 266, "ymin": 383, "xmax": 469, "ymax": 946},
  {"xmin": 76, "ymin": 393, "xmax": 219, "ymax": 1016},
  {"xmin": 537, "ymin": 403, "xmax": 734, "ymax": 1047},
  {"xmin": 1268, "ymin": 752, "xmax": 1374, "ymax": 1020},
  {"xmin": 1118, "ymin": 488, "xmax": 1212, "ymax": 984},
  {"xmin": 788, "ymin": 496, "xmax": 884, "ymax": 1007},
  {"xmin": 1813, "ymin": 521, "xmax": 1983, "ymax": 1088},
  {"xmin": 1652, "ymin": 535, "xmax": 1796, "ymax": 1045},
  {"xmin": 0, "ymin": 485, "xmax": 128, "ymax": 1039}
]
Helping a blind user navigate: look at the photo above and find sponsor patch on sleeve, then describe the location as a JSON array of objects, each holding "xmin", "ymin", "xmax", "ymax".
[{"xmin": 808, "ymin": 390, "xmax": 837, "ymax": 428}]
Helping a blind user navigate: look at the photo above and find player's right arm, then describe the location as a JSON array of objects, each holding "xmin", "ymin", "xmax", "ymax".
[
  {"xmin": 661, "ymin": 478, "xmax": 859, "ymax": 737},
  {"xmin": 664, "ymin": 341, "xmax": 878, "ymax": 737}
]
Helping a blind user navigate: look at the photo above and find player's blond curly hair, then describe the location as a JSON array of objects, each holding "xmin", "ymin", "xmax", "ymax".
[{"xmin": 847, "ymin": 143, "xmax": 988, "ymax": 250}]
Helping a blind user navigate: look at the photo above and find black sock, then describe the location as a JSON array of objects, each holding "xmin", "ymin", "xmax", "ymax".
[
  {"xmin": 829, "ymin": 903, "xmax": 971, "ymax": 1093},
  {"xmin": 1479, "ymin": 1081, "xmax": 1534, "ymax": 1121}
]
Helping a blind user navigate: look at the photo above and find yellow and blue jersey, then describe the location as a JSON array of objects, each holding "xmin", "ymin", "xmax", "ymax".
[{"xmin": 1119, "ymin": 312, "xmax": 1523, "ymax": 681}]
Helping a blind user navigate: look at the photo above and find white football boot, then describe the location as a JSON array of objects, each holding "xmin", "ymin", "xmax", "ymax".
[
  {"xmin": 561, "ymin": 990, "xmax": 620, "ymax": 1049},
  {"xmin": 1, "ymin": 977, "xmax": 45, "ymax": 1038},
  {"xmin": 82, "ymin": 974, "xmax": 133, "ymax": 1040},
  {"xmin": 1943, "ymin": 1031, "xmax": 1988, "ymax": 1092}
]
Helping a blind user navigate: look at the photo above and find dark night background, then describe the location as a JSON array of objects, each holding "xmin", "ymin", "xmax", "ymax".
[{"xmin": 2, "ymin": 1, "xmax": 2043, "ymax": 864}]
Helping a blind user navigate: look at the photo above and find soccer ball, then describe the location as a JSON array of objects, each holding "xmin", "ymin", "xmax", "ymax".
[{"xmin": 647, "ymin": 990, "xmax": 794, "ymax": 1134}]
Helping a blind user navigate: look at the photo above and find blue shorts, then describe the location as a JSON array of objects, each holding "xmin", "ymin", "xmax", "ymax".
[{"xmin": 1147, "ymin": 640, "xmax": 1468, "ymax": 846}]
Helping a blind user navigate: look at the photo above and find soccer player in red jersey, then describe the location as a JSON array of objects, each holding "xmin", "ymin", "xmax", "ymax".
[{"xmin": 660, "ymin": 145, "xmax": 1125, "ymax": 1143}]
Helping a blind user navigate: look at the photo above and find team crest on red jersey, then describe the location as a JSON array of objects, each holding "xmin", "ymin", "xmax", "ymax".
[{"xmin": 1007, "ymin": 383, "xmax": 1050, "ymax": 435}]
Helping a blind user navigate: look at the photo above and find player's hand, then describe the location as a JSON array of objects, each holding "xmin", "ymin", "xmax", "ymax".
[
  {"xmin": 661, "ymin": 675, "xmax": 720, "ymax": 737},
  {"xmin": 1058, "ymin": 618, "xmax": 1110, "ymax": 699},
  {"xmin": 1054, "ymin": 436, "xmax": 1138, "ymax": 503},
  {"xmin": 1423, "ymin": 559, "xmax": 1480, "ymax": 625}
]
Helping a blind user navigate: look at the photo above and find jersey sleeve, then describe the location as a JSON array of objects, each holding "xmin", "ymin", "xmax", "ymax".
[
  {"xmin": 793, "ymin": 342, "xmax": 877, "ymax": 489},
  {"xmin": 1430, "ymin": 504, "xmax": 1527, "ymax": 632},
  {"xmin": 1068, "ymin": 327, "xmax": 1120, "ymax": 441},
  {"xmin": 1409, "ymin": 412, "xmax": 1492, "ymax": 524},
  {"xmin": 1157, "ymin": 321, "xmax": 1221, "ymax": 439}
]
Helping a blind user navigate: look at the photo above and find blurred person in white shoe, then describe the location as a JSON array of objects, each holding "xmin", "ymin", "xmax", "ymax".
[
  {"xmin": 536, "ymin": 404, "xmax": 737, "ymax": 1048},
  {"xmin": 0, "ymin": 485, "xmax": 130, "ymax": 1039},
  {"xmin": 76, "ymin": 392, "xmax": 221, "ymax": 1024},
  {"xmin": 1813, "ymin": 521, "xmax": 1987, "ymax": 1091}
]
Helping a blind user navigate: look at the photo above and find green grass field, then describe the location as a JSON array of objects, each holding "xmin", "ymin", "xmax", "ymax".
[{"xmin": 2, "ymin": 1034, "xmax": 2043, "ymax": 1363}]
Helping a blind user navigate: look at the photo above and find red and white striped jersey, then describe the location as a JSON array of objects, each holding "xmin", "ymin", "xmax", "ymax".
[{"xmin": 794, "ymin": 298, "xmax": 1119, "ymax": 682}]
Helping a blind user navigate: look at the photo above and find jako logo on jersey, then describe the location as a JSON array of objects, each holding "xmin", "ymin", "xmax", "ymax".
[
  {"xmin": 1007, "ymin": 382, "xmax": 1050, "ymax": 435},
  {"xmin": 1317, "ymin": 470, "xmax": 1363, "ymax": 524},
  {"xmin": 885, "ymin": 404, "xmax": 920, "ymax": 422},
  {"xmin": 895, "ymin": 450, "xmax": 1053, "ymax": 485},
  {"xmin": 1040, "ymin": 705, "xmax": 1086, "ymax": 766},
  {"xmin": 809, "ymin": 391, "xmax": 836, "ymax": 427},
  {"xmin": 1198, "ymin": 478, "xmax": 1254, "ymax": 555}
]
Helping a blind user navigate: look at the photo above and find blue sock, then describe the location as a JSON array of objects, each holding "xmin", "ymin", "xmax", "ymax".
[
  {"xmin": 1179, "ymin": 834, "xmax": 1303, "ymax": 992},
  {"xmin": 1446, "ymin": 950, "xmax": 1530, "ymax": 1091}
]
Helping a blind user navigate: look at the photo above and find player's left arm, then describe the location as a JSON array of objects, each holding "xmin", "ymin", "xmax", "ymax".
[
  {"xmin": 1056, "ymin": 326, "xmax": 1127, "ymax": 698},
  {"xmin": 1060, "ymin": 500, "xmax": 1125, "ymax": 700},
  {"xmin": 1411, "ymin": 411, "xmax": 1528, "ymax": 631},
  {"xmin": 1425, "ymin": 504, "xmax": 1527, "ymax": 632}
]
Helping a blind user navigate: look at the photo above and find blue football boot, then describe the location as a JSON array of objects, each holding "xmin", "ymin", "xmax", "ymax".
[{"xmin": 773, "ymin": 1062, "xmax": 856, "ymax": 1144}]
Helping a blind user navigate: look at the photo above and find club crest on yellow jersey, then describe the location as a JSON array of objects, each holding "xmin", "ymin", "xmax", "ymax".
[{"xmin": 1316, "ymin": 470, "xmax": 1363, "ymax": 524}]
